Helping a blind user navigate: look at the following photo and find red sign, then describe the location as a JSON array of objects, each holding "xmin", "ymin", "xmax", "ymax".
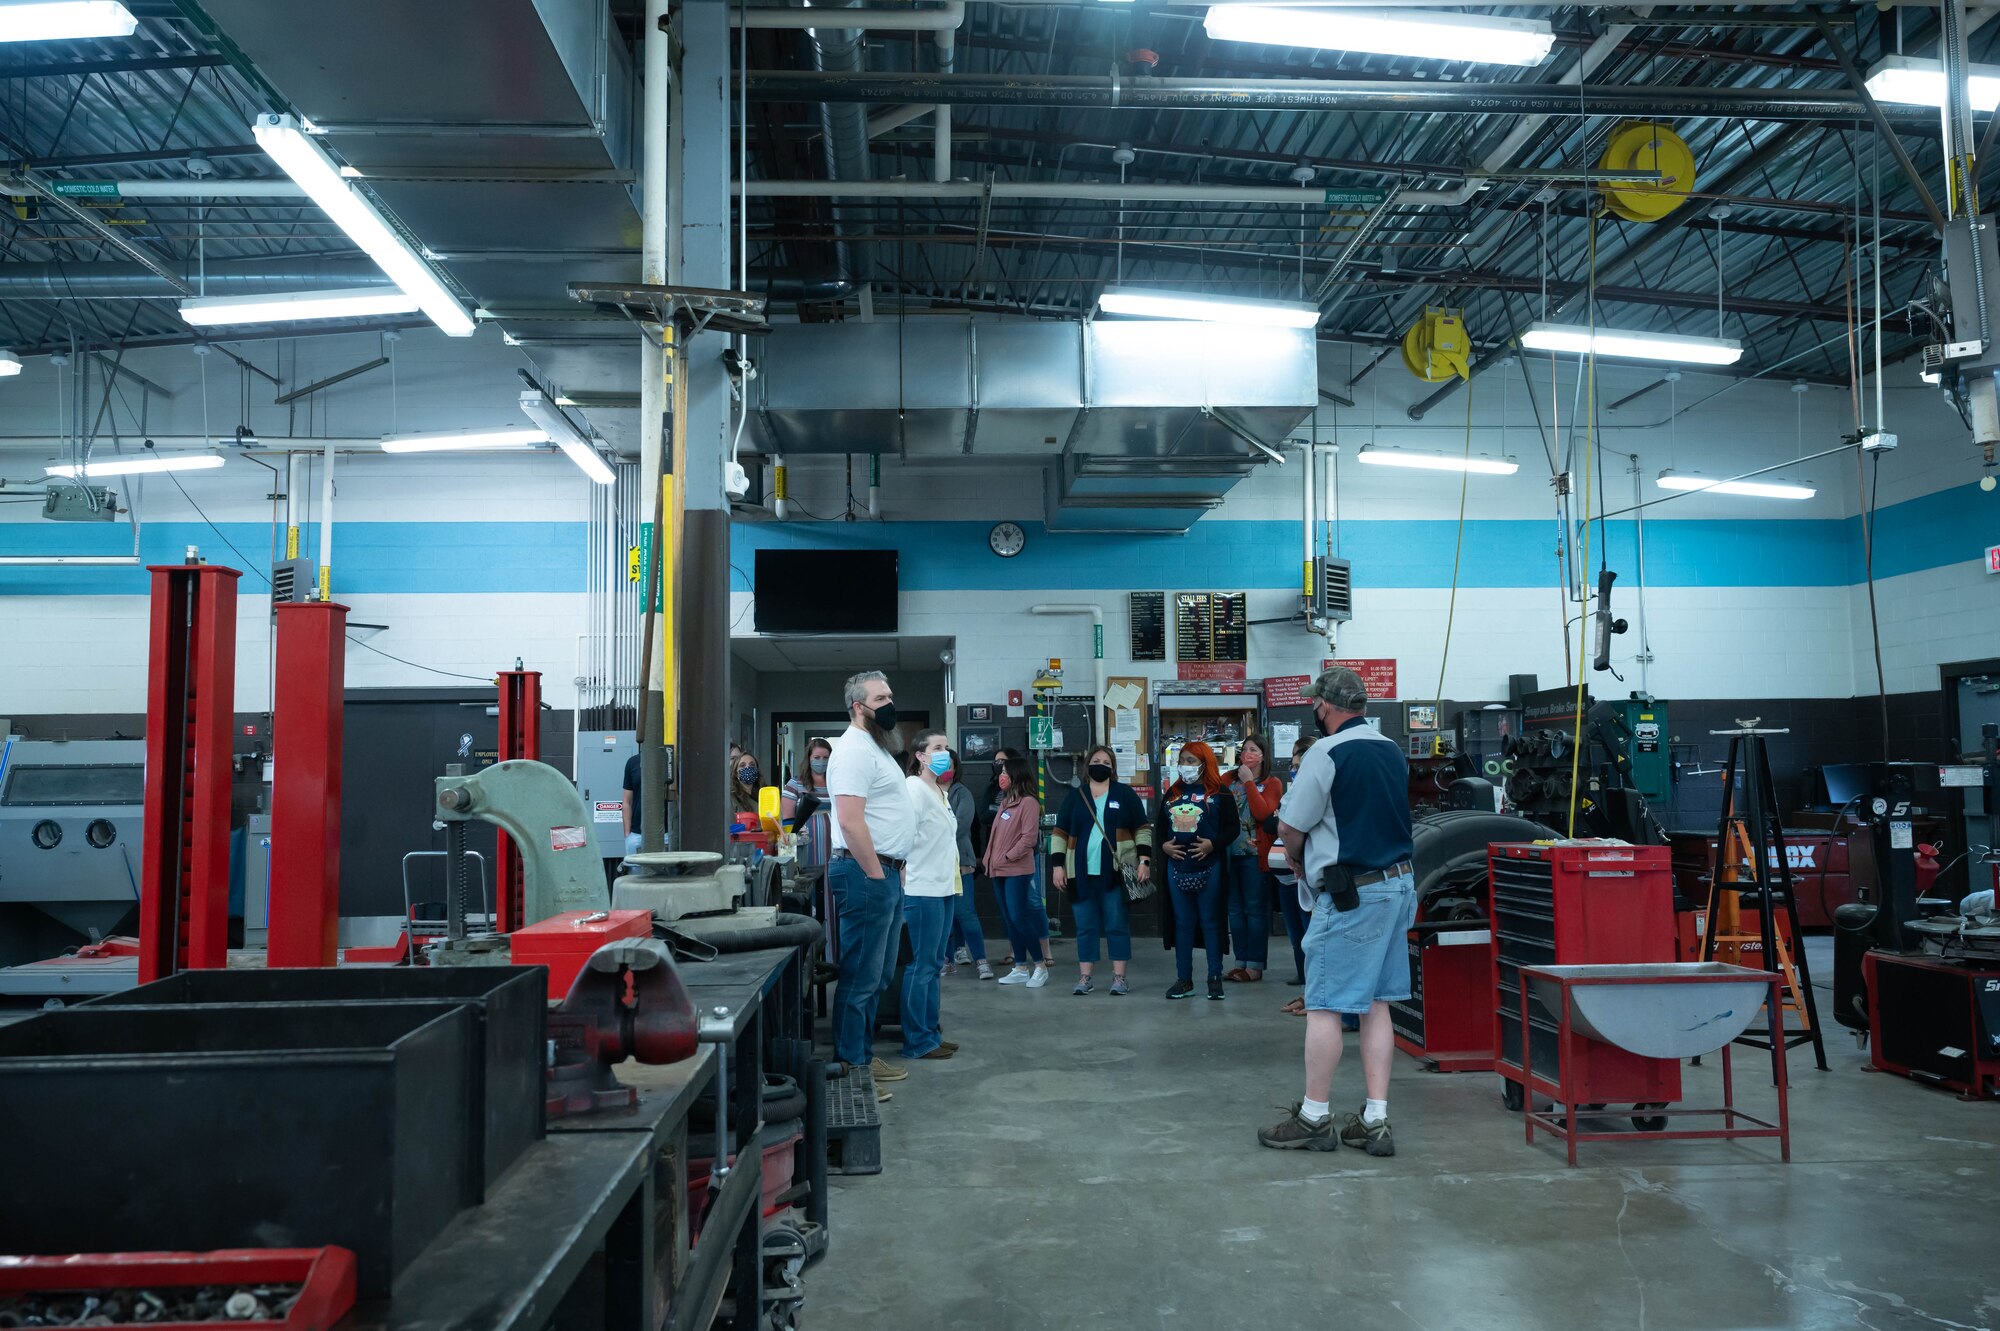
[
  {"xmin": 1264, "ymin": 674, "xmax": 1312, "ymax": 707},
  {"xmin": 1322, "ymin": 658, "xmax": 1398, "ymax": 699},
  {"xmin": 1987, "ymin": 544, "xmax": 2000, "ymax": 574},
  {"xmin": 1177, "ymin": 661, "xmax": 1248, "ymax": 682}
]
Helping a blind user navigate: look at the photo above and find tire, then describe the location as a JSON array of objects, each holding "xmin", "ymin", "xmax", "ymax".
[
  {"xmin": 1632, "ymin": 1103, "xmax": 1669, "ymax": 1132},
  {"xmin": 1501, "ymin": 1078, "xmax": 1524, "ymax": 1112},
  {"xmin": 1412, "ymin": 810, "xmax": 1558, "ymax": 914},
  {"xmin": 691, "ymin": 1073, "xmax": 805, "ymax": 1132}
]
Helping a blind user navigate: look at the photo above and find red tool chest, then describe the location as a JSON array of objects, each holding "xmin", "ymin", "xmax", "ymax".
[
  {"xmin": 509, "ymin": 909, "xmax": 653, "ymax": 1002},
  {"xmin": 1489, "ymin": 843, "xmax": 1681, "ymax": 1106}
]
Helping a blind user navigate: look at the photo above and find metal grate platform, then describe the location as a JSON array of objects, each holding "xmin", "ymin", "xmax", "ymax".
[{"xmin": 825, "ymin": 1068, "xmax": 882, "ymax": 1176}]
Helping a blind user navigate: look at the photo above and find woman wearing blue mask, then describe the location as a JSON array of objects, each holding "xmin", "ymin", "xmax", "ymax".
[
  {"xmin": 781, "ymin": 737, "xmax": 835, "ymax": 875},
  {"xmin": 899, "ymin": 729, "xmax": 962, "ymax": 1060}
]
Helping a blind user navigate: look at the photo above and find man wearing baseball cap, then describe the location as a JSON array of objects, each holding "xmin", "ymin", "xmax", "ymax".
[{"xmin": 1258, "ymin": 666, "xmax": 1415, "ymax": 1157}]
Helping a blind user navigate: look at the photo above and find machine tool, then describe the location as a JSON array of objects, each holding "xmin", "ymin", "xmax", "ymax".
[{"xmin": 1504, "ymin": 689, "xmax": 1670, "ymax": 843}]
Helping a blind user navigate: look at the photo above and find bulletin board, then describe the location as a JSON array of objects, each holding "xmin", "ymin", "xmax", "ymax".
[{"xmin": 1102, "ymin": 675, "xmax": 1152, "ymax": 791}]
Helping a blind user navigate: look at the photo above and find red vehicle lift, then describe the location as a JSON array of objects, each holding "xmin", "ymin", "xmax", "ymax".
[
  {"xmin": 494, "ymin": 669, "xmax": 541, "ymax": 934},
  {"xmin": 137, "ymin": 563, "xmax": 240, "ymax": 985},
  {"xmin": 267, "ymin": 601, "xmax": 348, "ymax": 968}
]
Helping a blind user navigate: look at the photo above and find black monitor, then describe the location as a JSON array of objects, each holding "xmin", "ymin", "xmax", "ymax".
[
  {"xmin": 753, "ymin": 548, "xmax": 899, "ymax": 634},
  {"xmin": 1821, "ymin": 763, "xmax": 1868, "ymax": 807}
]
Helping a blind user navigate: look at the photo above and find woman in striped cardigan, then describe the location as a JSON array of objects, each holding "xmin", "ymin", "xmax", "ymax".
[{"xmin": 1049, "ymin": 743, "xmax": 1153, "ymax": 996}]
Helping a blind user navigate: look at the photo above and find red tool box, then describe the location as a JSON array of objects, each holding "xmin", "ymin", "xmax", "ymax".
[
  {"xmin": 1489, "ymin": 842, "xmax": 1681, "ymax": 1109},
  {"xmin": 510, "ymin": 909, "xmax": 653, "ymax": 1001},
  {"xmin": 0, "ymin": 1248, "xmax": 356, "ymax": 1330}
]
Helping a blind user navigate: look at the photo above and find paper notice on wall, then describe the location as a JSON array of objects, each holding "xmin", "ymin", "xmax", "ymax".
[
  {"xmin": 593, "ymin": 801, "xmax": 624, "ymax": 824},
  {"xmin": 1271, "ymin": 722, "xmax": 1300, "ymax": 756},
  {"xmin": 1104, "ymin": 681, "xmax": 1144, "ymax": 711},
  {"xmin": 1112, "ymin": 743, "xmax": 1138, "ymax": 779},
  {"xmin": 1112, "ymin": 708, "xmax": 1141, "ymax": 745},
  {"xmin": 1890, "ymin": 821, "xmax": 1913, "ymax": 850}
]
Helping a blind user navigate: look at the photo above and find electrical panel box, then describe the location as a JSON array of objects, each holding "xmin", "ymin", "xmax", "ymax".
[
  {"xmin": 40, "ymin": 484, "xmax": 117, "ymax": 522},
  {"xmin": 575, "ymin": 729, "xmax": 638, "ymax": 857},
  {"xmin": 1311, "ymin": 556, "xmax": 1353, "ymax": 622},
  {"xmin": 1615, "ymin": 697, "xmax": 1671, "ymax": 804}
]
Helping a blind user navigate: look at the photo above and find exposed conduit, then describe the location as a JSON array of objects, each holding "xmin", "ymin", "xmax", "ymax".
[{"xmin": 1030, "ymin": 604, "xmax": 1105, "ymax": 740}]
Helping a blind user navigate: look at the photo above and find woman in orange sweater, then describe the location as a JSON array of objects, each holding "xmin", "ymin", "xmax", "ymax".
[{"xmin": 1224, "ymin": 732, "xmax": 1286, "ymax": 983}]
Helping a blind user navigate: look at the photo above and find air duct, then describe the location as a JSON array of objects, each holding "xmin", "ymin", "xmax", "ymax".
[
  {"xmin": 804, "ymin": 0, "xmax": 873, "ymax": 290},
  {"xmin": 0, "ymin": 259, "xmax": 393, "ymax": 299}
]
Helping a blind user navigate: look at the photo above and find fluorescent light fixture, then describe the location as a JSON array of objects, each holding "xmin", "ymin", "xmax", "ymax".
[
  {"xmin": 1520, "ymin": 321, "xmax": 1743, "ymax": 366},
  {"xmin": 0, "ymin": 1, "xmax": 137, "ymax": 42},
  {"xmin": 0, "ymin": 349, "xmax": 21, "ymax": 377},
  {"xmin": 45, "ymin": 453, "xmax": 224, "ymax": 478},
  {"xmin": 1655, "ymin": 469, "xmax": 1815, "ymax": 501},
  {"xmin": 519, "ymin": 389, "xmax": 615, "ymax": 485},
  {"xmin": 178, "ymin": 287, "xmax": 421, "ymax": 327},
  {"xmin": 1204, "ymin": 4, "xmax": 1555, "ymax": 66},
  {"xmin": 0, "ymin": 555, "xmax": 140, "ymax": 566},
  {"xmin": 1097, "ymin": 287, "xmax": 1319, "ymax": 328},
  {"xmin": 1862, "ymin": 53, "xmax": 2000, "ymax": 112},
  {"xmin": 1356, "ymin": 445, "xmax": 1519, "ymax": 475},
  {"xmin": 250, "ymin": 113, "xmax": 474, "ymax": 337},
  {"xmin": 379, "ymin": 428, "xmax": 548, "ymax": 454}
]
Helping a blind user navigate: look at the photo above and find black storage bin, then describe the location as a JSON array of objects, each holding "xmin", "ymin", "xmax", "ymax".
[
  {"xmin": 88, "ymin": 966, "xmax": 547, "ymax": 1189},
  {"xmin": 0, "ymin": 1003, "xmax": 479, "ymax": 1294}
]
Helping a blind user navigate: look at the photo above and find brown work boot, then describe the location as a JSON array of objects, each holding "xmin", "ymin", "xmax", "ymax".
[{"xmin": 1258, "ymin": 1104, "xmax": 1336, "ymax": 1152}]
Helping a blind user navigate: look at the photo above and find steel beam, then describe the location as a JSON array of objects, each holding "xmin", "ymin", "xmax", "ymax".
[
  {"xmin": 268, "ymin": 601, "xmax": 347, "ymax": 969},
  {"xmin": 138, "ymin": 563, "xmax": 240, "ymax": 984},
  {"xmin": 0, "ymin": 54, "xmax": 228, "ymax": 79},
  {"xmin": 495, "ymin": 669, "xmax": 542, "ymax": 932}
]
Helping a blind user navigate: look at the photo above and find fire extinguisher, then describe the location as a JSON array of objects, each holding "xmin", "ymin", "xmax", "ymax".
[{"xmin": 1914, "ymin": 844, "xmax": 1941, "ymax": 899}]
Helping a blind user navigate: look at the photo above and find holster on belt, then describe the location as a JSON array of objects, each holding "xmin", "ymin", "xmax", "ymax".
[{"xmin": 1319, "ymin": 864, "xmax": 1360, "ymax": 913}]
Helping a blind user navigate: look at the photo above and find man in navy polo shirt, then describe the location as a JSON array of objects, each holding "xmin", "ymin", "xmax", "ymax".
[{"xmin": 1259, "ymin": 666, "xmax": 1415, "ymax": 1157}]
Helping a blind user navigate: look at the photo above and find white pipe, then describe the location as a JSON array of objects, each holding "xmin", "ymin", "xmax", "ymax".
[
  {"xmin": 933, "ymin": 23, "xmax": 954, "ymax": 185},
  {"xmin": 285, "ymin": 452, "xmax": 306, "ymax": 561},
  {"xmin": 730, "ymin": 1, "xmax": 963, "ymax": 29},
  {"xmin": 744, "ymin": 179, "xmax": 1336, "ymax": 203},
  {"xmin": 1030, "ymin": 603, "xmax": 1106, "ymax": 742},
  {"xmin": 317, "ymin": 435, "xmax": 335, "ymax": 599},
  {"xmin": 1298, "ymin": 440, "xmax": 1315, "ymax": 603},
  {"xmin": 641, "ymin": 0, "xmax": 669, "ymax": 703},
  {"xmin": 773, "ymin": 452, "xmax": 789, "ymax": 519},
  {"xmin": 867, "ymin": 104, "xmax": 933, "ymax": 138}
]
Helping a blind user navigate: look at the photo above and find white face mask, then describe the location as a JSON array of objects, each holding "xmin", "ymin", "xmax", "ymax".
[{"xmin": 1178, "ymin": 765, "xmax": 1202, "ymax": 785}]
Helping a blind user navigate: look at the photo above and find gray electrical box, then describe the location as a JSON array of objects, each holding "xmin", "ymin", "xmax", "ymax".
[
  {"xmin": 575, "ymin": 729, "xmax": 638, "ymax": 856},
  {"xmin": 1312, "ymin": 556, "xmax": 1354, "ymax": 622},
  {"xmin": 271, "ymin": 557, "xmax": 315, "ymax": 605},
  {"xmin": 40, "ymin": 484, "xmax": 117, "ymax": 522}
]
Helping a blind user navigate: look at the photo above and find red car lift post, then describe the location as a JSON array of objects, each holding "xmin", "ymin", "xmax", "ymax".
[
  {"xmin": 268, "ymin": 600, "xmax": 349, "ymax": 967},
  {"xmin": 137, "ymin": 563, "xmax": 240, "ymax": 985},
  {"xmin": 494, "ymin": 668, "xmax": 542, "ymax": 933}
]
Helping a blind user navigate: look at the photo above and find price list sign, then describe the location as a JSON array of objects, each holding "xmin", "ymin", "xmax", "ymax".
[
  {"xmin": 1129, "ymin": 591, "xmax": 1167, "ymax": 662},
  {"xmin": 1176, "ymin": 592, "xmax": 1248, "ymax": 664},
  {"xmin": 1174, "ymin": 592, "xmax": 1213, "ymax": 662}
]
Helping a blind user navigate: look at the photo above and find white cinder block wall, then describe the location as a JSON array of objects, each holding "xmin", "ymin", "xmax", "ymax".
[{"xmin": 3, "ymin": 327, "xmax": 1997, "ymax": 716}]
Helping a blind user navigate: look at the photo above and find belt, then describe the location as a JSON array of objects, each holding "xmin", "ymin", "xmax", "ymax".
[
  {"xmin": 833, "ymin": 849, "xmax": 906, "ymax": 870},
  {"xmin": 1347, "ymin": 861, "xmax": 1414, "ymax": 888}
]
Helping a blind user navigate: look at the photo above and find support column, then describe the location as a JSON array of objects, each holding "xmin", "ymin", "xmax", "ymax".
[
  {"xmin": 639, "ymin": 0, "xmax": 673, "ymax": 852},
  {"xmin": 138, "ymin": 562, "xmax": 240, "ymax": 984},
  {"xmin": 495, "ymin": 667, "xmax": 542, "ymax": 930},
  {"xmin": 268, "ymin": 600, "xmax": 347, "ymax": 968},
  {"xmin": 672, "ymin": 0, "xmax": 733, "ymax": 856}
]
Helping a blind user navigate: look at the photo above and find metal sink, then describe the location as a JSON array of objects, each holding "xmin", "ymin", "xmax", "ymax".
[{"xmin": 1526, "ymin": 962, "xmax": 1774, "ymax": 1060}]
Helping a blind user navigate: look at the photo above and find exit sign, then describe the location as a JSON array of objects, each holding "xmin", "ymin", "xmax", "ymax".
[{"xmin": 1988, "ymin": 544, "xmax": 2000, "ymax": 573}]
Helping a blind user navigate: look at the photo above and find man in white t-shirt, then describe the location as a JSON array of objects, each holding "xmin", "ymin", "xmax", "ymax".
[{"xmin": 827, "ymin": 670, "xmax": 918, "ymax": 1086}]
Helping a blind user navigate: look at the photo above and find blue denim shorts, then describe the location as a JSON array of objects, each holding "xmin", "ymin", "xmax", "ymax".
[{"xmin": 1302, "ymin": 873, "xmax": 1418, "ymax": 1014}]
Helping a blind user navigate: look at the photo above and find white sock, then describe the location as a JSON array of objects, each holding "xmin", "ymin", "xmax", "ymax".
[
  {"xmin": 1300, "ymin": 1097, "xmax": 1331, "ymax": 1124},
  {"xmin": 1363, "ymin": 1098, "xmax": 1389, "ymax": 1126}
]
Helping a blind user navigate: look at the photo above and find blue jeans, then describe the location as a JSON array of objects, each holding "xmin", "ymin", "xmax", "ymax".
[
  {"xmin": 830, "ymin": 858, "xmax": 904, "ymax": 1066},
  {"xmin": 1070, "ymin": 873, "xmax": 1131, "ymax": 964},
  {"xmin": 947, "ymin": 872, "xmax": 987, "ymax": 961},
  {"xmin": 1172, "ymin": 861, "xmax": 1225, "ymax": 983},
  {"xmin": 1227, "ymin": 854, "xmax": 1271, "ymax": 969},
  {"xmin": 996, "ymin": 873, "xmax": 1048, "ymax": 965},
  {"xmin": 1277, "ymin": 879, "xmax": 1309, "ymax": 981},
  {"xmin": 899, "ymin": 895, "xmax": 953, "ymax": 1057}
]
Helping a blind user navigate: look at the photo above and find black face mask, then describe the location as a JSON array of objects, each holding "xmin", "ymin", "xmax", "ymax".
[
  {"xmin": 1087, "ymin": 763, "xmax": 1115, "ymax": 783},
  {"xmin": 1313, "ymin": 703, "xmax": 1333, "ymax": 737},
  {"xmin": 866, "ymin": 702, "xmax": 899, "ymax": 733}
]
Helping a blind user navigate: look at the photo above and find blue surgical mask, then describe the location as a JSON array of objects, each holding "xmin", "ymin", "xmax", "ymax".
[
  {"xmin": 927, "ymin": 752, "xmax": 952, "ymax": 777},
  {"xmin": 738, "ymin": 765, "xmax": 759, "ymax": 786},
  {"xmin": 810, "ymin": 758, "xmax": 828, "ymax": 776},
  {"xmin": 1288, "ymin": 763, "xmax": 1300, "ymax": 780}
]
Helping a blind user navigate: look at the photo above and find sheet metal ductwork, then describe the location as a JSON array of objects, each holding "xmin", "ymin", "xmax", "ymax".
[
  {"xmin": 745, "ymin": 320, "xmax": 1316, "ymax": 532},
  {"xmin": 196, "ymin": 0, "xmax": 641, "ymax": 445},
  {"xmin": 0, "ymin": 259, "xmax": 393, "ymax": 299},
  {"xmin": 805, "ymin": 0, "xmax": 873, "ymax": 290}
]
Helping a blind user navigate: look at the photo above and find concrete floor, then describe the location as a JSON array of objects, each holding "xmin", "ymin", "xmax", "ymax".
[{"xmin": 810, "ymin": 939, "xmax": 2000, "ymax": 1331}]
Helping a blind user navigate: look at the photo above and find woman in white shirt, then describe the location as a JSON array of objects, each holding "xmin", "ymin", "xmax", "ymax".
[{"xmin": 900, "ymin": 729, "xmax": 962, "ymax": 1061}]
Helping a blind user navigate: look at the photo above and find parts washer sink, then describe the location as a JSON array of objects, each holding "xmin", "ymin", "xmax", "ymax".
[{"xmin": 1526, "ymin": 962, "xmax": 1774, "ymax": 1060}]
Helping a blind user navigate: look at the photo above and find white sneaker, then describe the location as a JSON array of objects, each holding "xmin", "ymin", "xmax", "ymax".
[
  {"xmin": 1026, "ymin": 966, "xmax": 1049, "ymax": 989},
  {"xmin": 996, "ymin": 967, "xmax": 1033, "ymax": 986},
  {"xmin": 976, "ymin": 960, "xmax": 995, "ymax": 980},
  {"xmin": 954, "ymin": 946, "xmax": 973, "ymax": 965}
]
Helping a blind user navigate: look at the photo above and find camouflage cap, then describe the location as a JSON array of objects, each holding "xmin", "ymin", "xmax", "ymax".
[{"xmin": 1306, "ymin": 665, "xmax": 1368, "ymax": 711}]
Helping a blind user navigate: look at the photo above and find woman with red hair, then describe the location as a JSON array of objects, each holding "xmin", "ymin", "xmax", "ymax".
[{"xmin": 1152, "ymin": 740, "xmax": 1239, "ymax": 1000}]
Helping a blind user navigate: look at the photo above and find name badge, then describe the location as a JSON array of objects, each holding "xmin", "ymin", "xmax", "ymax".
[
  {"xmin": 1107, "ymin": 801, "xmax": 1120, "ymax": 810},
  {"xmin": 1001, "ymin": 812, "xmax": 1013, "ymax": 822}
]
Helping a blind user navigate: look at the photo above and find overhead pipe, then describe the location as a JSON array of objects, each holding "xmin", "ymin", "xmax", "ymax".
[
  {"xmin": 799, "ymin": 1, "xmax": 877, "ymax": 292},
  {"xmin": 0, "ymin": 258, "xmax": 389, "ymax": 298},
  {"xmin": 1030, "ymin": 604, "xmax": 1105, "ymax": 740},
  {"xmin": 730, "ymin": 1, "xmax": 963, "ymax": 29},
  {"xmin": 743, "ymin": 72, "xmax": 1939, "ymax": 123}
]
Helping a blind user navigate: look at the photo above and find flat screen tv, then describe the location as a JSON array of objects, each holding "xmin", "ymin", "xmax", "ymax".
[{"xmin": 754, "ymin": 548, "xmax": 898, "ymax": 634}]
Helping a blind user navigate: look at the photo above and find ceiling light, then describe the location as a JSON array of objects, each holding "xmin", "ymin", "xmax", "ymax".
[
  {"xmin": 0, "ymin": 555, "xmax": 140, "ymax": 566},
  {"xmin": 45, "ymin": 452, "xmax": 225, "ymax": 478},
  {"xmin": 1520, "ymin": 321, "xmax": 1743, "ymax": 366},
  {"xmin": 0, "ymin": 1, "xmax": 137, "ymax": 42},
  {"xmin": 179, "ymin": 287, "xmax": 421, "ymax": 327},
  {"xmin": 1655, "ymin": 469, "xmax": 1815, "ymax": 501},
  {"xmin": 379, "ymin": 428, "xmax": 548, "ymax": 454},
  {"xmin": 1356, "ymin": 445, "xmax": 1519, "ymax": 475},
  {"xmin": 1204, "ymin": 4, "xmax": 1555, "ymax": 67},
  {"xmin": 0, "ymin": 349, "xmax": 21, "ymax": 377},
  {"xmin": 1097, "ymin": 287, "xmax": 1319, "ymax": 328},
  {"xmin": 519, "ymin": 390, "xmax": 615, "ymax": 485},
  {"xmin": 250, "ymin": 113, "xmax": 474, "ymax": 337},
  {"xmin": 1862, "ymin": 53, "xmax": 2000, "ymax": 112}
]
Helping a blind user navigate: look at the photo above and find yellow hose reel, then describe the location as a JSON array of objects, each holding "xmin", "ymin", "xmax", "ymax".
[
  {"xmin": 1402, "ymin": 307, "xmax": 1470, "ymax": 382},
  {"xmin": 1598, "ymin": 122, "xmax": 1695, "ymax": 223}
]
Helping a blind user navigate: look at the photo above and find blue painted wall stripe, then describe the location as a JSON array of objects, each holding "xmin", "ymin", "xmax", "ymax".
[{"xmin": 1, "ymin": 482, "xmax": 1990, "ymax": 595}]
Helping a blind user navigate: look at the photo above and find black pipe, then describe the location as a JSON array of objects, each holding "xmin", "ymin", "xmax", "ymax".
[
  {"xmin": 804, "ymin": 1059, "xmax": 829, "ymax": 1243},
  {"xmin": 670, "ymin": 912, "xmax": 825, "ymax": 955},
  {"xmin": 743, "ymin": 71, "xmax": 1937, "ymax": 124}
]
